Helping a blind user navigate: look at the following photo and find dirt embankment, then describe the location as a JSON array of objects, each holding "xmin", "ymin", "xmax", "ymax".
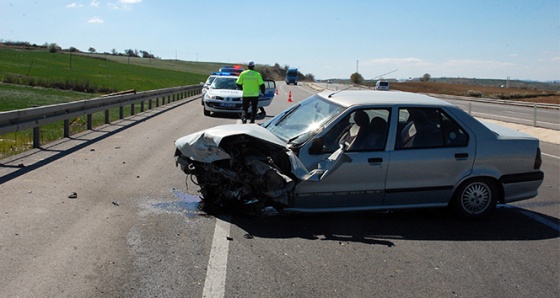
[{"xmin": 391, "ymin": 82, "xmax": 560, "ymax": 105}]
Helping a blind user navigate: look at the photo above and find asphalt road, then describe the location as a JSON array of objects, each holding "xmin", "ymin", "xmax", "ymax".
[{"xmin": 0, "ymin": 84, "xmax": 558, "ymax": 297}]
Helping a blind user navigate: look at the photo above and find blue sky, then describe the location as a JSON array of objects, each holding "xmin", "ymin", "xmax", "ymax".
[{"xmin": 2, "ymin": 0, "xmax": 559, "ymax": 81}]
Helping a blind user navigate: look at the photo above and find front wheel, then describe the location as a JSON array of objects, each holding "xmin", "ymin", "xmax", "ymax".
[
  {"xmin": 203, "ymin": 106, "xmax": 210, "ymax": 116},
  {"xmin": 452, "ymin": 178, "xmax": 498, "ymax": 219}
]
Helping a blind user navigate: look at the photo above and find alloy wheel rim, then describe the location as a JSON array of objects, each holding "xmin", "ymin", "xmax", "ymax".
[{"xmin": 461, "ymin": 182, "xmax": 491, "ymax": 214}]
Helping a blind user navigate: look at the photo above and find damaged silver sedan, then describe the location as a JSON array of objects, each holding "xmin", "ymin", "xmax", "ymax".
[{"xmin": 174, "ymin": 90, "xmax": 544, "ymax": 218}]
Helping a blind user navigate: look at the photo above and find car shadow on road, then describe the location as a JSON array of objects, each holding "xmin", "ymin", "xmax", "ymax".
[{"xmin": 229, "ymin": 207, "xmax": 559, "ymax": 246}]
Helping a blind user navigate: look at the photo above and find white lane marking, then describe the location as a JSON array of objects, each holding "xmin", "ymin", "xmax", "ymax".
[
  {"xmin": 542, "ymin": 152, "xmax": 560, "ymax": 159},
  {"xmin": 504, "ymin": 205, "xmax": 560, "ymax": 232},
  {"xmin": 202, "ymin": 216, "xmax": 231, "ymax": 298}
]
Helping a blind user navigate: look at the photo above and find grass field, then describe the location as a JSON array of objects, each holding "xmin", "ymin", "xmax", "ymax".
[
  {"xmin": 82, "ymin": 52, "xmax": 226, "ymax": 76},
  {"xmin": 0, "ymin": 83, "xmax": 93, "ymax": 111},
  {"xmin": 0, "ymin": 48, "xmax": 207, "ymax": 94}
]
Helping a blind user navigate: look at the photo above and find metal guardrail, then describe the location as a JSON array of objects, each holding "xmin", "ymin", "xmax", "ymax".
[{"xmin": 0, "ymin": 84, "xmax": 202, "ymax": 148}]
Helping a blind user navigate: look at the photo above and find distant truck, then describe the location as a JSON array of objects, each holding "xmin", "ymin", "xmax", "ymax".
[{"xmin": 286, "ymin": 68, "xmax": 298, "ymax": 85}]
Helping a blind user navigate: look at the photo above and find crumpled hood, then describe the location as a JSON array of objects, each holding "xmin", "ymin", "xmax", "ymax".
[
  {"xmin": 175, "ymin": 124, "xmax": 351, "ymax": 182},
  {"xmin": 175, "ymin": 124, "xmax": 287, "ymax": 163}
]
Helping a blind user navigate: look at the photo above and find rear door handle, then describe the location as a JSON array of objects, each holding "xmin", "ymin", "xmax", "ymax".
[
  {"xmin": 455, "ymin": 153, "xmax": 469, "ymax": 159},
  {"xmin": 368, "ymin": 158, "xmax": 383, "ymax": 164}
]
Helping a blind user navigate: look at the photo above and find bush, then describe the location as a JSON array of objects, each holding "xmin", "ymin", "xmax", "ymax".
[
  {"xmin": 466, "ymin": 90, "xmax": 482, "ymax": 97},
  {"xmin": 47, "ymin": 43, "xmax": 60, "ymax": 53}
]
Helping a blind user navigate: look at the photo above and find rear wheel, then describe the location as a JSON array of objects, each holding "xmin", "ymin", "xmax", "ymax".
[{"xmin": 452, "ymin": 178, "xmax": 498, "ymax": 219}]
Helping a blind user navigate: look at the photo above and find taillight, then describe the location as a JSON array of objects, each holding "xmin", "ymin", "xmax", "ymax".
[{"xmin": 534, "ymin": 148, "xmax": 542, "ymax": 169}]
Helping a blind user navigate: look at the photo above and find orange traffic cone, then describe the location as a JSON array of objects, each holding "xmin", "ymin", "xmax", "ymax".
[
  {"xmin": 275, "ymin": 87, "xmax": 279, "ymax": 95},
  {"xmin": 288, "ymin": 91, "xmax": 293, "ymax": 102}
]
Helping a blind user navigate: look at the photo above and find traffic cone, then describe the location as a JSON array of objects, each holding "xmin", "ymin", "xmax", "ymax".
[
  {"xmin": 275, "ymin": 87, "xmax": 278, "ymax": 95},
  {"xmin": 288, "ymin": 91, "xmax": 292, "ymax": 102}
]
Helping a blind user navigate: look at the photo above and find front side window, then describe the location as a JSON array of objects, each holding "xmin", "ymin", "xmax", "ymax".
[
  {"xmin": 321, "ymin": 108, "xmax": 391, "ymax": 152},
  {"xmin": 396, "ymin": 108, "xmax": 468, "ymax": 149}
]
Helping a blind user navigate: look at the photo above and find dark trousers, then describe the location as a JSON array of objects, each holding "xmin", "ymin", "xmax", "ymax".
[{"xmin": 241, "ymin": 96, "xmax": 258, "ymax": 123}]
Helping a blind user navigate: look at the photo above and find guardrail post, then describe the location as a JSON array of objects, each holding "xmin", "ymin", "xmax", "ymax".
[
  {"xmin": 141, "ymin": 101, "xmax": 145, "ymax": 112},
  {"xmin": 119, "ymin": 106, "xmax": 124, "ymax": 119},
  {"xmin": 468, "ymin": 102, "xmax": 472, "ymax": 114},
  {"xmin": 33, "ymin": 127, "xmax": 40, "ymax": 148},
  {"xmin": 64, "ymin": 120, "xmax": 70, "ymax": 137},
  {"xmin": 130, "ymin": 104, "xmax": 135, "ymax": 116},
  {"xmin": 533, "ymin": 104, "xmax": 537, "ymax": 127},
  {"xmin": 87, "ymin": 114, "xmax": 93, "ymax": 130},
  {"xmin": 105, "ymin": 110, "xmax": 110, "ymax": 124},
  {"xmin": 148, "ymin": 99, "xmax": 152, "ymax": 110}
]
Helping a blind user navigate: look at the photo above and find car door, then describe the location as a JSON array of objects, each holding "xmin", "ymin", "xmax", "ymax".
[
  {"xmin": 384, "ymin": 107, "xmax": 475, "ymax": 207},
  {"xmin": 293, "ymin": 108, "xmax": 391, "ymax": 210},
  {"xmin": 258, "ymin": 80, "xmax": 276, "ymax": 107}
]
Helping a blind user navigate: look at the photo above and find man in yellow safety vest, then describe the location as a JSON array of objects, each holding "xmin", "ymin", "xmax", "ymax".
[{"xmin": 236, "ymin": 60, "xmax": 265, "ymax": 124}]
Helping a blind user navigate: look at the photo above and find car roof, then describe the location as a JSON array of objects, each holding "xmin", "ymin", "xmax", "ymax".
[{"xmin": 319, "ymin": 90, "xmax": 453, "ymax": 108}]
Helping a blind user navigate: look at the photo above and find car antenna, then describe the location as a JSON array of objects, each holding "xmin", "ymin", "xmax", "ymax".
[{"xmin": 328, "ymin": 85, "xmax": 354, "ymax": 98}]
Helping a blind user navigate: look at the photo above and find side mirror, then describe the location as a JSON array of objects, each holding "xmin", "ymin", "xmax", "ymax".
[{"xmin": 308, "ymin": 138, "xmax": 324, "ymax": 155}]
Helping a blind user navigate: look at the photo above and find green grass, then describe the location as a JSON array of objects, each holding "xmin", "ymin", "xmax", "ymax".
[
  {"xmin": 0, "ymin": 48, "xmax": 208, "ymax": 93},
  {"xmin": 0, "ymin": 83, "xmax": 93, "ymax": 111},
  {"xmin": 83, "ymin": 52, "xmax": 227, "ymax": 76}
]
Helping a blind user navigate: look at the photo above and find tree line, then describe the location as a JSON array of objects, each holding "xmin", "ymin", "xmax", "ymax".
[{"xmin": 1, "ymin": 40, "xmax": 156, "ymax": 58}]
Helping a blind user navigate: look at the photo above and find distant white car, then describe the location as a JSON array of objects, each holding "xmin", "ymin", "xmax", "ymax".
[
  {"xmin": 375, "ymin": 81, "xmax": 390, "ymax": 91},
  {"xmin": 202, "ymin": 75, "xmax": 276, "ymax": 117},
  {"xmin": 176, "ymin": 90, "xmax": 543, "ymax": 218}
]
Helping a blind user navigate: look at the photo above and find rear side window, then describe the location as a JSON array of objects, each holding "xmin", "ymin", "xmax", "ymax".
[{"xmin": 396, "ymin": 108, "xmax": 468, "ymax": 149}]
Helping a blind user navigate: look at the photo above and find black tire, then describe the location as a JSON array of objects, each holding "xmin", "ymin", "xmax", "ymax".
[
  {"xmin": 203, "ymin": 106, "xmax": 210, "ymax": 116},
  {"xmin": 452, "ymin": 178, "xmax": 498, "ymax": 219}
]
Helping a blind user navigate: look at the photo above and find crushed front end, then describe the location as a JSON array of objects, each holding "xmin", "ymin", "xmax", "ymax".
[{"xmin": 174, "ymin": 125, "xmax": 295, "ymax": 214}]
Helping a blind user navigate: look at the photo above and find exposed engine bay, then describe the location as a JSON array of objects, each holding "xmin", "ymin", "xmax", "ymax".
[{"xmin": 175, "ymin": 132, "xmax": 296, "ymax": 213}]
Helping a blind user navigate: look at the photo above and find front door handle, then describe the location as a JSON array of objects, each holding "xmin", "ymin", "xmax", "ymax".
[
  {"xmin": 455, "ymin": 153, "xmax": 469, "ymax": 159},
  {"xmin": 368, "ymin": 157, "xmax": 383, "ymax": 164}
]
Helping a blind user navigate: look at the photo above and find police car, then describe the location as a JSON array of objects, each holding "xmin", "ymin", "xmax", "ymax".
[{"xmin": 202, "ymin": 73, "xmax": 276, "ymax": 117}]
